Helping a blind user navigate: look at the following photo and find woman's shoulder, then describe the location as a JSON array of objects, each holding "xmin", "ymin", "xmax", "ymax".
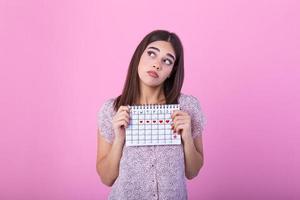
[
  {"xmin": 178, "ymin": 93, "xmax": 207, "ymax": 130},
  {"xmin": 178, "ymin": 92, "xmax": 201, "ymax": 105},
  {"xmin": 103, "ymin": 97, "xmax": 116, "ymax": 106},
  {"xmin": 98, "ymin": 97, "xmax": 117, "ymax": 115}
]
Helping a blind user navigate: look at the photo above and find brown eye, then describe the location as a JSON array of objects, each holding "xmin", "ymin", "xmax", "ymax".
[
  {"xmin": 164, "ymin": 58, "xmax": 173, "ymax": 65},
  {"xmin": 147, "ymin": 51, "xmax": 156, "ymax": 57}
]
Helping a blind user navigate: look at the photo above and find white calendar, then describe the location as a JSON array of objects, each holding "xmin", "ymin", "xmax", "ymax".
[{"xmin": 125, "ymin": 104, "xmax": 181, "ymax": 146}]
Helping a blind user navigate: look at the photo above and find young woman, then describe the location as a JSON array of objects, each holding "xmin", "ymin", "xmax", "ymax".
[{"xmin": 96, "ymin": 30, "xmax": 206, "ymax": 200}]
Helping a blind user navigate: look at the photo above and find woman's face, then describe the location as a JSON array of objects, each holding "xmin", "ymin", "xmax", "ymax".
[{"xmin": 137, "ymin": 40, "xmax": 176, "ymax": 88}]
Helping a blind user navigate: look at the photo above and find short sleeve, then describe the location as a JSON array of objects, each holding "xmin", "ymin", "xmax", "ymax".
[
  {"xmin": 97, "ymin": 98, "xmax": 116, "ymax": 144},
  {"xmin": 185, "ymin": 95, "xmax": 207, "ymax": 139}
]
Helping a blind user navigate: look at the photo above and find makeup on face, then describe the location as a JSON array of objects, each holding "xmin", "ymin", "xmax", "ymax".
[{"xmin": 146, "ymin": 46, "xmax": 175, "ymax": 66}]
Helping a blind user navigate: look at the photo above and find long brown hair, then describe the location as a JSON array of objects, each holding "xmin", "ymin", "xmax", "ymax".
[{"xmin": 113, "ymin": 30, "xmax": 184, "ymax": 111}]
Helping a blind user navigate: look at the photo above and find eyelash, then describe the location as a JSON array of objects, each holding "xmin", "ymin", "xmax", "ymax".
[{"xmin": 147, "ymin": 51, "xmax": 173, "ymax": 65}]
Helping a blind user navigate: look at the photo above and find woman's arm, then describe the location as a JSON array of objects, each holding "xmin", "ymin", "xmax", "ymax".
[
  {"xmin": 96, "ymin": 131, "xmax": 124, "ymax": 186},
  {"xmin": 96, "ymin": 105, "xmax": 129, "ymax": 186},
  {"xmin": 171, "ymin": 110, "xmax": 204, "ymax": 179},
  {"xmin": 182, "ymin": 135, "xmax": 204, "ymax": 179}
]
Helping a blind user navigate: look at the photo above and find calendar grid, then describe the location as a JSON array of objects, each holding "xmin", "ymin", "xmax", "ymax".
[{"xmin": 125, "ymin": 104, "xmax": 181, "ymax": 146}]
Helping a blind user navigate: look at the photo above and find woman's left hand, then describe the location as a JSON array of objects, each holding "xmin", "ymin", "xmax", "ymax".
[{"xmin": 171, "ymin": 110, "xmax": 193, "ymax": 143}]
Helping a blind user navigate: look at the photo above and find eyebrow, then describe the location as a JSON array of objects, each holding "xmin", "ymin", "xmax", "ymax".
[{"xmin": 147, "ymin": 46, "xmax": 176, "ymax": 61}]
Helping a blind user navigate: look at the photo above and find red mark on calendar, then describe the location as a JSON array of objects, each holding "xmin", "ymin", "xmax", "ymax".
[{"xmin": 138, "ymin": 119, "xmax": 172, "ymax": 124}]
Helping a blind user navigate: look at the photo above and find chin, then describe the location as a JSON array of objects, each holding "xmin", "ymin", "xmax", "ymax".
[{"xmin": 141, "ymin": 79, "xmax": 163, "ymax": 88}]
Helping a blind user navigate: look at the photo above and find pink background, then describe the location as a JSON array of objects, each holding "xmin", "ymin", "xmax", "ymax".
[{"xmin": 1, "ymin": 0, "xmax": 299, "ymax": 199}]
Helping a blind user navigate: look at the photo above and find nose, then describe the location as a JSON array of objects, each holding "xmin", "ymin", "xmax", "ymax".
[{"xmin": 152, "ymin": 64, "xmax": 161, "ymax": 70}]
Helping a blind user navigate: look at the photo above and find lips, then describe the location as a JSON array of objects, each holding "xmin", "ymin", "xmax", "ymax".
[{"xmin": 147, "ymin": 70, "xmax": 159, "ymax": 78}]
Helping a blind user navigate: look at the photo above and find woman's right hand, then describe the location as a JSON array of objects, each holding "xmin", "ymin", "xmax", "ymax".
[{"xmin": 112, "ymin": 105, "xmax": 130, "ymax": 144}]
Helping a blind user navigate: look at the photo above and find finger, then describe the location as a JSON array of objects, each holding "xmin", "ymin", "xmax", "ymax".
[
  {"xmin": 117, "ymin": 119, "xmax": 128, "ymax": 128},
  {"xmin": 113, "ymin": 110, "xmax": 126, "ymax": 120},
  {"xmin": 113, "ymin": 113, "xmax": 129, "ymax": 121},
  {"xmin": 173, "ymin": 116, "xmax": 186, "ymax": 123},
  {"xmin": 173, "ymin": 118, "xmax": 187, "ymax": 126},
  {"xmin": 113, "ymin": 111, "xmax": 129, "ymax": 121},
  {"xmin": 117, "ymin": 109, "xmax": 129, "ymax": 116},
  {"xmin": 174, "ymin": 121, "xmax": 185, "ymax": 128},
  {"xmin": 114, "ymin": 110, "xmax": 130, "ymax": 121},
  {"xmin": 175, "ymin": 124, "xmax": 185, "ymax": 134},
  {"xmin": 118, "ymin": 106, "xmax": 130, "ymax": 113},
  {"xmin": 172, "ymin": 121, "xmax": 185, "ymax": 132},
  {"xmin": 118, "ymin": 111, "xmax": 130, "ymax": 119},
  {"xmin": 174, "ymin": 120, "xmax": 190, "ymax": 129},
  {"xmin": 116, "ymin": 115, "xmax": 130, "ymax": 124},
  {"xmin": 171, "ymin": 110, "xmax": 188, "ymax": 119}
]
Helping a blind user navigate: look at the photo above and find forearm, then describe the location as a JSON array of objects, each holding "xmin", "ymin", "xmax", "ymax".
[
  {"xmin": 183, "ymin": 137, "xmax": 204, "ymax": 179},
  {"xmin": 97, "ymin": 139, "xmax": 124, "ymax": 186}
]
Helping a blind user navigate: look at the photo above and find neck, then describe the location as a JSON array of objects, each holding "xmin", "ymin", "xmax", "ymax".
[{"xmin": 137, "ymin": 83, "xmax": 166, "ymax": 104}]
